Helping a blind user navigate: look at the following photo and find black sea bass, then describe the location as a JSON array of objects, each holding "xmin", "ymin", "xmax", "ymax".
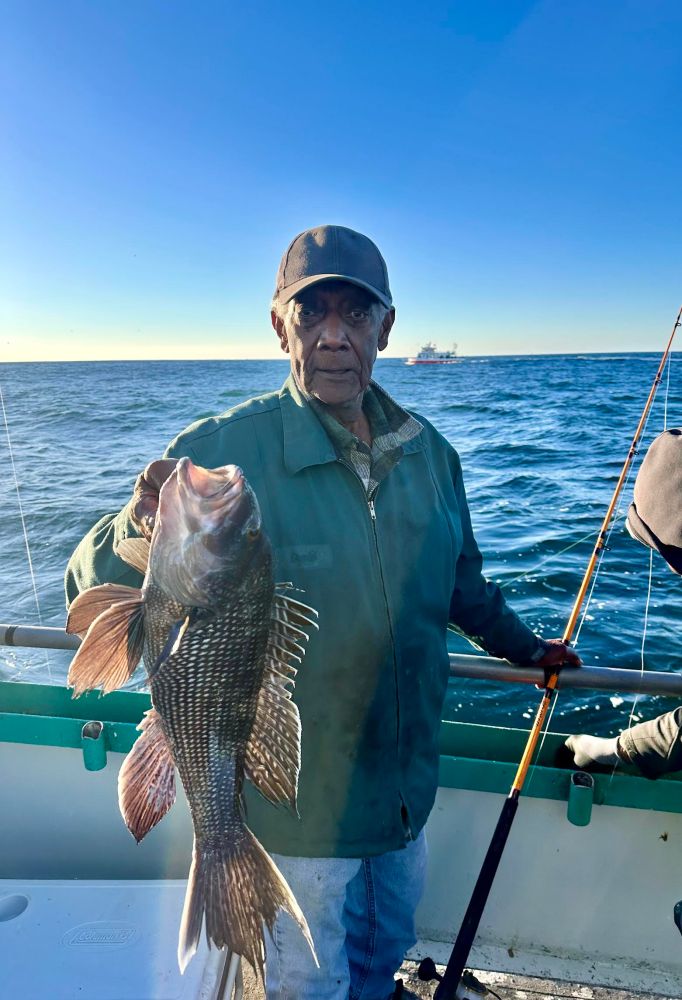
[{"xmin": 66, "ymin": 458, "xmax": 317, "ymax": 975}]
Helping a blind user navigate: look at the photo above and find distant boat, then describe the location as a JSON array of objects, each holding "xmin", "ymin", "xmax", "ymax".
[{"xmin": 405, "ymin": 341, "xmax": 460, "ymax": 365}]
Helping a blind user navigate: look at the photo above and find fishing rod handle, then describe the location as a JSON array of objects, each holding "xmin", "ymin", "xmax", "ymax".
[{"xmin": 434, "ymin": 794, "xmax": 519, "ymax": 999}]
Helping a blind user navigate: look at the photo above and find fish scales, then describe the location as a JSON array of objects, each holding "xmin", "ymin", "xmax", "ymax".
[{"xmin": 150, "ymin": 586, "xmax": 273, "ymax": 842}]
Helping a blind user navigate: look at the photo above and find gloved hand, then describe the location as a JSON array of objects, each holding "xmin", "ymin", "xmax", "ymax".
[
  {"xmin": 534, "ymin": 638, "xmax": 582, "ymax": 688},
  {"xmin": 130, "ymin": 458, "xmax": 178, "ymax": 540}
]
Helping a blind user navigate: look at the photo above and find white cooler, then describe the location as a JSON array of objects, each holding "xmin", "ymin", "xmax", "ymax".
[{"xmin": 0, "ymin": 879, "xmax": 228, "ymax": 1000}]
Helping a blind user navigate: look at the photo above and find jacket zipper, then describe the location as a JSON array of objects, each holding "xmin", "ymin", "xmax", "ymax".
[{"xmin": 339, "ymin": 461, "xmax": 414, "ymax": 841}]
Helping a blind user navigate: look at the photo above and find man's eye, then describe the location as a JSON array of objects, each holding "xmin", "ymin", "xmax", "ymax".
[{"xmin": 350, "ymin": 309, "xmax": 368, "ymax": 321}]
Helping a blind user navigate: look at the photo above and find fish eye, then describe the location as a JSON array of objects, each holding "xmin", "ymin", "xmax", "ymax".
[{"xmin": 247, "ymin": 527, "xmax": 260, "ymax": 539}]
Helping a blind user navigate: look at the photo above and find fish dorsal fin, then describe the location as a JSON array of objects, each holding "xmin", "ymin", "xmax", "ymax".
[
  {"xmin": 118, "ymin": 707, "xmax": 176, "ymax": 842},
  {"xmin": 244, "ymin": 593, "xmax": 318, "ymax": 812},
  {"xmin": 115, "ymin": 537, "xmax": 151, "ymax": 575},
  {"xmin": 67, "ymin": 595, "xmax": 145, "ymax": 696},
  {"xmin": 273, "ymin": 586, "xmax": 320, "ymax": 631},
  {"xmin": 66, "ymin": 583, "xmax": 143, "ymax": 637}
]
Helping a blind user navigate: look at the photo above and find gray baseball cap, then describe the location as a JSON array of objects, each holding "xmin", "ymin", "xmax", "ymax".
[
  {"xmin": 274, "ymin": 225, "xmax": 393, "ymax": 308},
  {"xmin": 626, "ymin": 428, "xmax": 682, "ymax": 574}
]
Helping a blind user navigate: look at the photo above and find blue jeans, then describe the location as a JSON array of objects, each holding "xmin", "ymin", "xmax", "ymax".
[{"xmin": 265, "ymin": 830, "xmax": 427, "ymax": 1000}]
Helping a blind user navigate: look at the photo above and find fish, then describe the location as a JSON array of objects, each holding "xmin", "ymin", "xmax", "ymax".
[{"xmin": 66, "ymin": 457, "xmax": 318, "ymax": 976}]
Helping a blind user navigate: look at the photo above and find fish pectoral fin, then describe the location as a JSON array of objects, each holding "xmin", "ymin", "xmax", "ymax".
[
  {"xmin": 149, "ymin": 613, "xmax": 194, "ymax": 677},
  {"xmin": 118, "ymin": 708, "xmax": 176, "ymax": 842},
  {"xmin": 115, "ymin": 537, "xmax": 151, "ymax": 575},
  {"xmin": 67, "ymin": 596, "xmax": 145, "ymax": 695},
  {"xmin": 66, "ymin": 583, "xmax": 143, "ymax": 637}
]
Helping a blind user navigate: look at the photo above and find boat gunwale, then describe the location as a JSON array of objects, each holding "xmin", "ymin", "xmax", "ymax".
[{"xmin": 2, "ymin": 680, "xmax": 680, "ymax": 815}]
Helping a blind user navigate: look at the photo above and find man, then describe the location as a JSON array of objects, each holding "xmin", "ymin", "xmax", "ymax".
[
  {"xmin": 66, "ymin": 225, "xmax": 579, "ymax": 1000},
  {"xmin": 566, "ymin": 427, "xmax": 682, "ymax": 778}
]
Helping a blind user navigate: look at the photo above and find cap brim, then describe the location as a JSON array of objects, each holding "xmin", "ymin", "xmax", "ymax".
[{"xmin": 276, "ymin": 273, "xmax": 392, "ymax": 309}]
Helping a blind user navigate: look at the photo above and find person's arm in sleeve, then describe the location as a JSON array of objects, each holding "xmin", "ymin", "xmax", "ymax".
[
  {"xmin": 64, "ymin": 457, "xmax": 179, "ymax": 607},
  {"xmin": 448, "ymin": 449, "xmax": 579, "ymax": 668}
]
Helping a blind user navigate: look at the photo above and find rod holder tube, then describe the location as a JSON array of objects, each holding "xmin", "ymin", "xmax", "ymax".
[
  {"xmin": 567, "ymin": 770, "xmax": 594, "ymax": 826},
  {"xmin": 81, "ymin": 721, "xmax": 107, "ymax": 771}
]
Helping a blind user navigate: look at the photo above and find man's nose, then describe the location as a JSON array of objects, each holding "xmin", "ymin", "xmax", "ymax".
[{"xmin": 317, "ymin": 313, "xmax": 349, "ymax": 349}]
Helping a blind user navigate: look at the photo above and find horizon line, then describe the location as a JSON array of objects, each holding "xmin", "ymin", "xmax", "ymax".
[{"xmin": 1, "ymin": 349, "xmax": 674, "ymax": 365}]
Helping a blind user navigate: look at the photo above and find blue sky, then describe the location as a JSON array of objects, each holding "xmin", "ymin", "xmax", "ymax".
[{"xmin": 2, "ymin": 0, "xmax": 681, "ymax": 360}]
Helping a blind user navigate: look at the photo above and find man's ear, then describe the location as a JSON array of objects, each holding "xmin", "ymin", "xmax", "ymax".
[
  {"xmin": 271, "ymin": 309, "xmax": 289, "ymax": 353},
  {"xmin": 378, "ymin": 307, "xmax": 396, "ymax": 351}
]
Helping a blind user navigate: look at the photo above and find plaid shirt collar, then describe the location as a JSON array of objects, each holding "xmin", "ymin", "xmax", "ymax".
[{"xmin": 288, "ymin": 375, "xmax": 422, "ymax": 495}]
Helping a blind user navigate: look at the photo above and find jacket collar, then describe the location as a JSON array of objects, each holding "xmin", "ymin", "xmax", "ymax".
[
  {"xmin": 278, "ymin": 373, "xmax": 424, "ymax": 474},
  {"xmin": 279, "ymin": 375, "xmax": 339, "ymax": 475}
]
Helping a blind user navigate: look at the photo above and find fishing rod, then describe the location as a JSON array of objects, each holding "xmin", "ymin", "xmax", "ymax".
[{"xmin": 420, "ymin": 306, "xmax": 682, "ymax": 999}]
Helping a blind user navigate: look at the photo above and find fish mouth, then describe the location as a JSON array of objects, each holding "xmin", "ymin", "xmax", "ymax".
[
  {"xmin": 176, "ymin": 458, "xmax": 244, "ymax": 509},
  {"xmin": 150, "ymin": 458, "xmax": 262, "ymax": 608}
]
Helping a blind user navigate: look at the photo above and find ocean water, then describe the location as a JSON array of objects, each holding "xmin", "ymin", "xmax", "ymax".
[{"xmin": 1, "ymin": 354, "xmax": 680, "ymax": 737}]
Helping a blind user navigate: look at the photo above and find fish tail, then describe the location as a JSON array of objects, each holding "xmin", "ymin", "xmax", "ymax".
[{"xmin": 177, "ymin": 830, "xmax": 317, "ymax": 978}]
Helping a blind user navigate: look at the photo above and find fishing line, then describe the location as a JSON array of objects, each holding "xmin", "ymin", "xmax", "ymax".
[
  {"xmin": 520, "ymin": 525, "xmax": 614, "ymax": 791},
  {"xmin": 521, "ymin": 458, "xmax": 647, "ymax": 788},
  {"xmin": 605, "ymin": 545, "xmax": 656, "ymax": 788},
  {"xmin": 633, "ymin": 548, "xmax": 654, "ymax": 724},
  {"xmin": 520, "ymin": 521, "xmax": 624, "ymax": 790},
  {"xmin": 0, "ymin": 385, "xmax": 52, "ymax": 681},
  {"xmin": 573, "ymin": 506, "xmax": 626, "ymax": 648},
  {"xmin": 530, "ymin": 365, "xmax": 667, "ymax": 788},
  {"xmin": 574, "ymin": 344, "xmax": 682, "ymax": 645},
  {"xmin": 573, "ymin": 395, "xmax": 659, "ymax": 650},
  {"xmin": 526, "ymin": 355, "xmax": 672, "ymax": 794},
  {"xmin": 498, "ymin": 525, "xmax": 601, "ymax": 783},
  {"xmin": 524, "ymin": 678, "xmax": 562, "ymax": 797},
  {"xmin": 610, "ymin": 350, "xmax": 675, "ymax": 774},
  {"xmin": 498, "ymin": 528, "xmax": 598, "ymax": 590}
]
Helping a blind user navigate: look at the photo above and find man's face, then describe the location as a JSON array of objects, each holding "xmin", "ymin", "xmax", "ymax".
[{"xmin": 271, "ymin": 281, "xmax": 395, "ymax": 408}]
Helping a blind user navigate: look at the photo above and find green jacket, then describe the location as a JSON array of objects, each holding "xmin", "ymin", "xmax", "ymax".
[{"xmin": 65, "ymin": 376, "xmax": 541, "ymax": 857}]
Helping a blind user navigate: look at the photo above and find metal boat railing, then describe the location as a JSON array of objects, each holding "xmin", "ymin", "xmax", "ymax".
[
  {"xmin": 0, "ymin": 624, "xmax": 80, "ymax": 651},
  {"xmin": 2, "ymin": 624, "xmax": 681, "ymax": 698},
  {"xmin": 446, "ymin": 653, "xmax": 682, "ymax": 697}
]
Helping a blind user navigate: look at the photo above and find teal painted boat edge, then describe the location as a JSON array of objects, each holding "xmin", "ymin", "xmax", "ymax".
[
  {"xmin": 0, "ymin": 712, "xmax": 140, "ymax": 754},
  {"xmin": 0, "ymin": 680, "xmax": 148, "ymax": 755},
  {"xmin": 438, "ymin": 756, "xmax": 682, "ymax": 813},
  {"xmin": 0, "ymin": 679, "xmax": 151, "ymax": 721},
  {"xmin": 2, "ymin": 681, "xmax": 681, "ymax": 814}
]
